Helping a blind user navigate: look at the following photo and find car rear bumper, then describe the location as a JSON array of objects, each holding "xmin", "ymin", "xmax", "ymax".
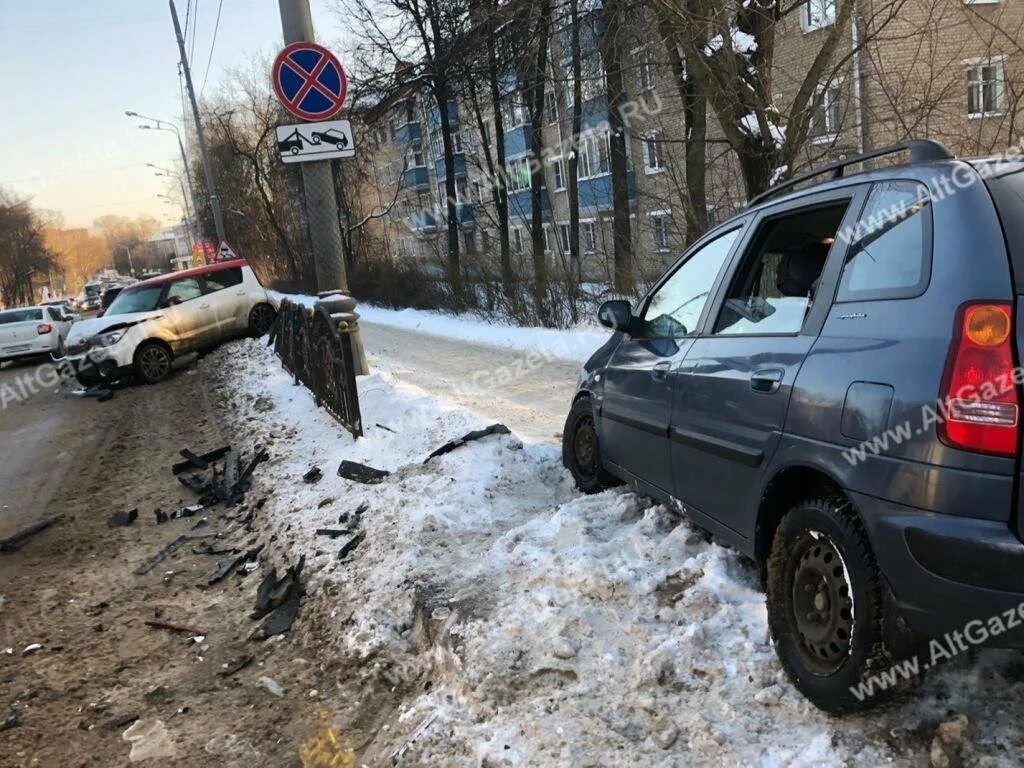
[
  {"xmin": 852, "ymin": 490, "xmax": 1024, "ymax": 647},
  {"xmin": 0, "ymin": 337, "xmax": 57, "ymax": 359}
]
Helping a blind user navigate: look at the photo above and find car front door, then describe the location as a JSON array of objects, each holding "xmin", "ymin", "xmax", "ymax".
[
  {"xmin": 668, "ymin": 188, "xmax": 866, "ymax": 540},
  {"xmin": 200, "ymin": 267, "xmax": 247, "ymax": 341},
  {"xmin": 161, "ymin": 277, "xmax": 210, "ymax": 351},
  {"xmin": 599, "ymin": 226, "xmax": 744, "ymax": 493}
]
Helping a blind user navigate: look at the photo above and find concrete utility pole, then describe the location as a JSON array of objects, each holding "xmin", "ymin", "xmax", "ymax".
[
  {"xmin": 169, "ymin": 0, "xmax": 227, "ymax": 246},
  {"xmin": 277, "ymin": 0, "xmax": 349, "ymax": 293}
]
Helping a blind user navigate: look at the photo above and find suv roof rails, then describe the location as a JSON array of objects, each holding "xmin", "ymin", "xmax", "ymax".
[{"xmin": 746, "ymin": 139, "xmax": 955, "ymax": 209}]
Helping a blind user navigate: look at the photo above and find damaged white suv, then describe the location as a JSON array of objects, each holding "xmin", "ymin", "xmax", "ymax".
[{"xmin": 64, "ymin": 260, "xmax": 276, "ymax": 386}]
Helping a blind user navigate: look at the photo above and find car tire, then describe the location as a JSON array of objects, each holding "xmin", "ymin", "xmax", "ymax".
[
  {"xmin": 133, "ymin": 342, "xmax": 173, "ymax": 385},
  {"xmin": 766, "ymin": 496, "xmax": 900, "ymax": 713},
  {"xmin": 561, "ymin": 397, "xmax": 621, "ymax": 494},
  {"xmin": 248, "ymin": 303, "xmax": 277, "ymax": 337}
]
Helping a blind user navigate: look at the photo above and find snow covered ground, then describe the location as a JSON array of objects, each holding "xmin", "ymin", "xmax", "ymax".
[
  {"xmin": 208, "ymin": 337, "xmax": 1024, "ymax": 767},
  {"xmin": 268, "ymin": 291, "xmax": 611, "ymax": 364}
]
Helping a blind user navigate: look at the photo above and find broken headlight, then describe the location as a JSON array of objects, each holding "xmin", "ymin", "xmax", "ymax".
[{"xmin": 94, "ymin": 330, "xmax": 126, "ymax": 348}]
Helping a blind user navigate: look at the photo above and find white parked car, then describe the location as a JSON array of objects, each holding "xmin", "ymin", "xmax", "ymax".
[
  {"xmin": 0, "ymin": 305, "xmax": 74, "ymax": 364},
  {"xmin": 64, "ymin": 259, "xmax": 277, "ymax": 386}
]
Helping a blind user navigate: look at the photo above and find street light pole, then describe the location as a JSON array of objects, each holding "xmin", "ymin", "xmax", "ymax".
[
  {"xmin": 168, "ymin": 0, "xmax": 226, "ymax": 246},
  {"xmin": 122, "ymin": 245, "xmax": 135, "ymax": 276},
  {"xmin": 130, "ymin": 114, "xmax": 202, "ymax": 247}
]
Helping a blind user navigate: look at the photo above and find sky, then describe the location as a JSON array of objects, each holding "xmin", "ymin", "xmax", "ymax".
[{"xmin": 0, "ymin": 0, "xmax": 338, "ymax": 229}]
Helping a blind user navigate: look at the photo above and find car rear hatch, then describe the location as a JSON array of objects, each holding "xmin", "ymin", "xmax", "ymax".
[
  {"xmin": 0, "ymin": 310, "xmax": 45, "ymax": 355},
  {"xmin": 978, "ymin": 160, "xmax": 1024, "ymax": 537}
]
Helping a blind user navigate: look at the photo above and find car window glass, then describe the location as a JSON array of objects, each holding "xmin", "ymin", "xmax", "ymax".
[
  {"xmin": 0, "ymin": 309, "xmax": 44, "ymax": 324},
  {"xmin": 47, "ymin": 307, "xmax": 62, "ymax": 321},
  {"xmin": 202, "ymin": 268, "xmax": 243, "ymax": 293},
  {"xmin": 838, "ymin": 181, "xmax": 930, "ymax": 300},
  {"xmin": 715, "ymin": 201, "xmax": 850, "ymax": 335},
  {"xmin": 106, "ymin": 286, "xmax": 164, "ymax": 316},
  {"xmin": 166, "ymin": 278, "xmax": 203, "ymax": 304},
  {"xmin": 639, "ymin": 228, "xmax": 740, "ymax": 338}
]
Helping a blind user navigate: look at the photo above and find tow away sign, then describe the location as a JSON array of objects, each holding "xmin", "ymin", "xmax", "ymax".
[{"xmin": 276, "ymin": 119, "xmax": 355, "ymax": 164}]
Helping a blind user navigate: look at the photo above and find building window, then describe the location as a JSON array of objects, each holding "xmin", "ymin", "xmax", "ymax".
[
  {"xmin": 967, "ymin": 61, "xmax": 1004, "ymax": 117},
  {"xmin": 558, "ymin": 222, "xmax": 571, "ymax": 252},
  {"xmin": 650, "ymin": 212, "xmax": 671, "ymax": 252},
  {"xmin": 553, "ymin": 158, "xmax": 565, "ymax": 190},
  {"xmin": 802, "ymin": 0, "xmax": 836, "ymax": 30},
  {"xmin": 406, "ymin": 144, "xmax": 424, "ymax": 168},
  {"xmin": 544, "ymin": 91, "xmax": 558, "ymax": 124},
  {"xmin": 811, "ymin": 82, "xmax": 842, "ymax": 142},
  {"xmin": 582, "ymin": 221, "xmax": 597, "ymax": 253},
  {"xmin": 635, "ymin": 48, "xmax": 654, "ymax": 92},
  {"xmin": 542, "ymin": 225, "xmax": 552, "ymax": 253},
  {"xmin": 578, "ymin": 131, "xmax": 611, "ymax": 179},
  {"xmin": 512, "ymin": 226, "xmax": 525, "ymax": 254},
  {"xmin": 643, "ymin": 132, "xmax": 665, "ymax": 173},
  {"xmin": 506, "ymin": 157, "xmax": 532, "ymax": 193}
]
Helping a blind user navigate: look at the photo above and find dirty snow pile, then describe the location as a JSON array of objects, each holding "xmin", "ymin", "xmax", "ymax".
[{"xmin": 207, "ymin": 337, "xmax": 1024, "ymax": 767}]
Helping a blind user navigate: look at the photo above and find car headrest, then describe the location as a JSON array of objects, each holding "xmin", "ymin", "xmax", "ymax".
[{"xmin": 776, "ymin": 247, "xmax": 828, "ymax": 297}]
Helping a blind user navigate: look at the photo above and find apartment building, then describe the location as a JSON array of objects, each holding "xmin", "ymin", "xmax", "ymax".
[{"xmin": 349, "ymin": 0, "xmax": 1022, "ymax": 286}]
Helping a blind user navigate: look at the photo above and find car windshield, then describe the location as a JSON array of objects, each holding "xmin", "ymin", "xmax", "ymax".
[
  {"xmin": 105, "ymin": 286, "xmax": 164, "ymax": 316},
  {"xmin": 0, "ymin": 309, "xmax": 43, "ymax": 324}
]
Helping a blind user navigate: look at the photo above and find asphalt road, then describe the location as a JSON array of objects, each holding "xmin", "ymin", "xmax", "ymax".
[
  {"xmin": 360, "ymin": 321, "xmax": 582, "ymax": 443},
  {"xmin": 0, "ymin": 358, "xmax": 103, "ymax": 540}
]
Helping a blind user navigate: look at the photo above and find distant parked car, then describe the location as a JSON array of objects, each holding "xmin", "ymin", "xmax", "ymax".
[
  {"xmin": 0, "ymin": 305, "xmax": 74, "ymax": 364},
  {"xmin": 64, "ymin": 259, "xmax": 277, "ymax": 386},
  {"xmin": 310, "ymin": 128, "xmax": 348, "ymax": 150}
]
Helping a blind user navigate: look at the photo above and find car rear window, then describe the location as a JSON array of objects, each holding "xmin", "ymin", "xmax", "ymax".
[
  {"xmin": 0, "ymin": 309, "xmax": 43, "ymax": 324},
  {"xmin": 203, "ymin": 267, "xmax": 243, "ymax": 292},
  {"xmin": 836, "ymin": 181, "xmax": 932, "ymax": 302},
  {"xmin": 984, "ymin": 168, "xmax": 1024, "ymax": 293}
]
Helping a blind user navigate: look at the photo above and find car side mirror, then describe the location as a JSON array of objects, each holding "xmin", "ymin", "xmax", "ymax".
[{"xmin": 598, "ymin": 300, "xmax": 634, "ymax": 333}]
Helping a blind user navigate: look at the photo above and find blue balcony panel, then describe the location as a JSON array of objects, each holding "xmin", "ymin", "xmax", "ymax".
[
  {"xmin": 507, "ymin": 188, "xmax": 551, "ymax": 219},
  {"xmin": 503, "ymin": 125, "xmax": 532, "ymax": 159},
  {"xmin": 457, "ymin": 203, "xmax": 475, "ymax": 228},
  {"xmin": 434, "ymin": 153, "xmax": 467, "ymax": 181},
  {"xmin": 578, "ymin": 170, "xmax": 637, "ymax": 212},
  {"xmin": 394, "ymin": 122, "xmax": 422, "ymax": 146},
  {"xmin": 402, "ymin": 166, "xmax": 430, "ymax": 189},
  {"xmin": 427, "ymin": 102, "xmax": 460, "ymax": 130}
]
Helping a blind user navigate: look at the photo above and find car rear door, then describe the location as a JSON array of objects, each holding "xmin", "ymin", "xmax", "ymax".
[
  {"xmin": 162, "ymin": 277, "xmax": 212, "ymax": 351},
  {"xmin": 200, "ymin": 267, "xmax": 247, "ymax": 340},
  {"xmin": 668, "ymin": 187, "xmax": 867, "ymax": 539},
  {"xmin": 599, "ymin": 225, "xmax": 744, "ymax": 493}
]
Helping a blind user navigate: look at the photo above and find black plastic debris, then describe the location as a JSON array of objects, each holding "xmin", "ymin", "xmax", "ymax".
[
  {"xmin": 251, "ymin": 591, "xmax": 300, "ymax": 640},
  {"xmin": 0, "ymin": 515, "xmax": 63, "ymax": 552},
  {"xmin": 171, "ymin": 504, "xmax": 204, "ymax": 520},
  {"xmin": 218, "ymin": 654, "xmax": 254, "ymax": 678},
  {"xmin": 134, "ymin": 531, "xmax": 216, "ymax": 575},
  {"xmin": 337, "ymin": 532, "xmax": 365, "ymax": 562},
  {"xmin": 0, "ymin": 712, "xmax": 20, "ymax": 732},
  {"xmin": 177, "ymin": 473, "xmax": 210, "ymax": 495},
  {"xmin": 172, "ymin": 446, "xmax": 230, "ymax": 475},
  {"xmin": 154, "ymin": 509, "xmax": 168, "ymax": 525},
  {"xmin": 337, "ymin": 460, "xmax": 390, "ymax": 484},
  {"xmin": 77, "ymin": 385, "xmax": 113, "ymax": 402},
  {"xmin": 107, "ymin": 509, "xmax": 139, "ymax": 528},
  {"xmin": 375, "ymin": 422, "xmax": 396, "ymax": 433},
  {"xmin": 250, "ymin": 555, "xmax": 305, "ymax": 622},
  {"xmin": 207, "ymin": 544, "xmax": 263, "ymax": 586},
  {"xmin": 314, "ymin": 528, "xmax": 350, "ymax": 539},
  {"xmin": 423, "ymin": 423, "xmax": 511, "ymax": 464},
  {"xmin": 303, "ymin": 467, "xmax": 323, "ymax": 484}
]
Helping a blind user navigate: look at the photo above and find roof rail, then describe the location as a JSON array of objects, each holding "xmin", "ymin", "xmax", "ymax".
[{"xmin": 746, "ymin": 139, "xmax": 954, "ymax": 208}]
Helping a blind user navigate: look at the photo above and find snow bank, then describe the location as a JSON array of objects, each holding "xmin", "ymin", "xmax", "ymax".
[
  {"xmin": 207, "ymin": 338, "xmax": 1024, "ymax": 767},
  {"xmin": 268, "ymin": 291, "xmax": 611, "ymax": 364}
]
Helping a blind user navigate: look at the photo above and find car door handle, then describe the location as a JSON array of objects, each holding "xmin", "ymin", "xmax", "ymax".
[
  {"xmin": 199, "ymin": 304, "xmax": 211, "ymax": 309},
  {"xmin": 751, "ymin": 369, "xmax": 784, "ymax": 394},
  {"xmin": 652, "ymin": 361, "xmax": 672, "ymax": 381}
]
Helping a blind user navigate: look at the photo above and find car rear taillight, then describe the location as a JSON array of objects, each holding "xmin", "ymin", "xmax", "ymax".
[
  {"xmin": 37, "ymin": 323, "xmax": 52, "ymax": 335},
  {"xmin": 940, "ymin": 302, "xmax": 1019, "ymax": 456}
]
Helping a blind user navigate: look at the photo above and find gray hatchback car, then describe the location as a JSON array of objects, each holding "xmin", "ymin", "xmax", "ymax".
[{"xmin": 562, "ymin": 140, "xmax": 1024, "ymax": 712}]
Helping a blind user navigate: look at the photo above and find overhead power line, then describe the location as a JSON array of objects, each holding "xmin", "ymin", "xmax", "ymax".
[{"xmin": 200, "ymin": 0, "xmax": 226, "ymax": 96}]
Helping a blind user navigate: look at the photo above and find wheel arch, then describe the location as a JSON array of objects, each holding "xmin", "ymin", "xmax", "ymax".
[{"xmin": 755, "ymin": 463, "xmax": 856, "ymax": 571}]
